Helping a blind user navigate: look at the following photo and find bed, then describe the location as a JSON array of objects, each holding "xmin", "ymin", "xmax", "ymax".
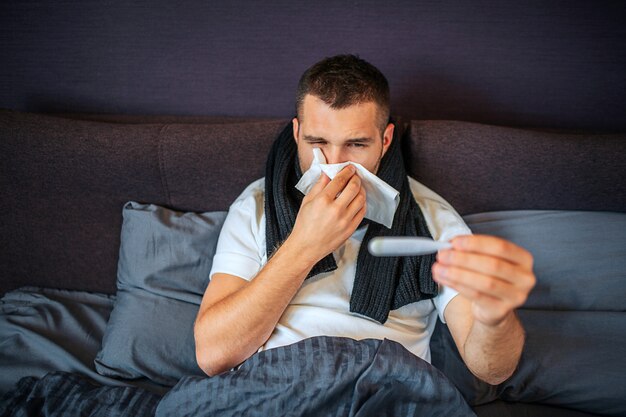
[
  {"xmin": 2, "ymin": 2, "xmax": 626, "ymax": 414},
  {"xmin": 1, "ymin": 109, "xmax": 625, "ymax": 416}
]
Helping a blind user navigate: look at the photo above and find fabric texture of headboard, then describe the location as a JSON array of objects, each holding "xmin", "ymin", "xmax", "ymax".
[
  {"xmin": 1, "ymin": 109, "xmax": 625, "ymax": 297},
  {"xmin": 406, "ymin": 120, "xmax": 626, "ymax": 215}
]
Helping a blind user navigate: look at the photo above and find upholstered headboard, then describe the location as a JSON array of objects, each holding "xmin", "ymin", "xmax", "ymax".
[
  {"xmin": 405, "ymin": 120, "xmax": 626, "ymax": 214},
  {"xmin": 1, "ymin": 110, "xmax": 625, "ymax": 296}
]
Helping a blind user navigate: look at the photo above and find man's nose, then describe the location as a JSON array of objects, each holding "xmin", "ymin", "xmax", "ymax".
[{"xmin": 323, "ymin": 146, "xmax": 349, "ymax": 164}]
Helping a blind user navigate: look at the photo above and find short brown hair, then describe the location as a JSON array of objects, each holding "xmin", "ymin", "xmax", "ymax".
[{"xmin": 295, "ymin": 54, "xmax": 390, "ymax": 133}]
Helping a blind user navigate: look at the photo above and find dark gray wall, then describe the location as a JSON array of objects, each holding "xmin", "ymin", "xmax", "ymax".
[{"xmin": 1, "ymin": 0, "xmax": 625, "ymax": 130}]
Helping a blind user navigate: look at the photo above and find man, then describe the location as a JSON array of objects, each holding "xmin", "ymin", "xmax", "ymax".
[{"xmin": 194, "ymin": 54, "xmax": 536, "ymax": 385}]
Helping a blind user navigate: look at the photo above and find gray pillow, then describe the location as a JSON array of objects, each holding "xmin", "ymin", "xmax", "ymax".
[
  {"xmin": 94, "ymin": 202, "xmax": 227, "ymax": 386},
  {"xmin": 464, "ymin": 210, "xmax": 626, "ymax": 311},
  {"xmin": 432, "ymin": 311, "xmax": 626, "ymax": 416},
  {"xmin": 431, "ymin": 210, "xmax": 626, "ymax": 416}
]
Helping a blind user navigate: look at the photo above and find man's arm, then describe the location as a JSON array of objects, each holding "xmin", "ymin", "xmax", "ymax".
[
  {"xmin": 433, "ymin": 235, "xmax": 536, "ymax": 385},
  {"xmin": 194, "ymin": 246, "xmax": 318, "ymax": 377},
  {"xmin": 194, "ymin": 165, "xmax": 366, "ymax": 376}
]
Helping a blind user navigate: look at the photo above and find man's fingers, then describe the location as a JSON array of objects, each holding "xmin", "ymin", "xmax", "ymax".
[
  {"xmin": 435, "ymin": 272, "xmax": 502, "ymax": 307},
  {"xmin": 323, "ymin": 165, "xmax": 357, "ymax": 200},
  {"xmin": 345, "ymin": 186, "xmax": 367, "ymax": 219},
  {"xmin": 432, "ymin": 262, "xmax": 522, "ymax": 303},
  {"xmin": 433, "ymin": 272, "xmax": 516, "ymax": 326},
  {"xmin": 335, "ymin": 174, "xmax": 363, "ymax": 208},
  {"xmin": 450, "ymin": 235, "xmax": 534, "ymax": 269},
  {"xmin": 306, "ymin": 172, "xmax": 330, "ymax": 199},
  {"xmin": 436, "ymin": 234, "xmax": 537, "ymax": 327},
  {"xmin": 436, "ymin": 249, "xmax": 535, "ymax": 289},
  {"xmin": 348, "ymin": 204, "xmax": 367, "ymax": 230}
]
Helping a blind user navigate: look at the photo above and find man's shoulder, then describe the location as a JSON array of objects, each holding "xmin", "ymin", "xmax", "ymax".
[
  {"xmin": 406, "ymin": 176, "xmax": 471, "ymax": 241},
  {"xmin": 231, "ymin": 177, "xmax": 266, "ymax": 207},
  {"xmin": 226, "ymin": 178, "xmax": 266, "ymax": 230}
]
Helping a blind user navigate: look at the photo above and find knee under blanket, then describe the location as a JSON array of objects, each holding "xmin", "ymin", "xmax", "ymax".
[{"xmin": 158, "ymin": 337, "xmax": 475, "ymax": 417}]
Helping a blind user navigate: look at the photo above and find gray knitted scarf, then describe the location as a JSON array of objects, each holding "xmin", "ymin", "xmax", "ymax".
[{"xmin": 264, "ymin": 120, "xmax": 437, "ymax": 323}]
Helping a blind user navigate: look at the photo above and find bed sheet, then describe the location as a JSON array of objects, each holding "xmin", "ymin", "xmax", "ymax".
[{"xmin": 0, "ymin": 287, "xmax": 168, "ymax": 396}]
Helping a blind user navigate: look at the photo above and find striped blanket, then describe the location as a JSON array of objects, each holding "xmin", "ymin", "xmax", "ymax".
[{"xmin": 0, "ymin": 337, "xmax": 474, "ymax": 417}]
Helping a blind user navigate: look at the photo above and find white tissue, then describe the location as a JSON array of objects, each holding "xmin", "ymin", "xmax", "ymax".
[{"xmin": 295, "ymin": 148, "xmax": 400, "ymax": 228}]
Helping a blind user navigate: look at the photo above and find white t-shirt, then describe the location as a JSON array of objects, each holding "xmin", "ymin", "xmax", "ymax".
[{"xmin": 209, "ymin": 176, "xmax": 472, "ymax": 362}]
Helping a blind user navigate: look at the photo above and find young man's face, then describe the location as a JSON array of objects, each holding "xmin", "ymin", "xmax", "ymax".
[{"xmin": 293, "ymin": 94, "xmax": 394, "ymax": 174}]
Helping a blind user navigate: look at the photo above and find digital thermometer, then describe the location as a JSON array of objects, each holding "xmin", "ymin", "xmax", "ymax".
[{"xmin": 368, "ymin": 237, "xmax": 451, "ymax": 257}]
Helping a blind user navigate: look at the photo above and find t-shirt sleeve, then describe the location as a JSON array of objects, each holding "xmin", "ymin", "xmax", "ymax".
[
  {"xmin": 432, "ymin": 283, "xmax": 461, "ymax": 324},
  {"xmin": 427, "ymin": 195, "xmax": 471, "ymax": 323},
  {"xmin": 408, "ymin": 177, "xmax": 473, "ymax": 323},
  {"xmin": 209, "ymin": 181, "xmax": 266, "ymax": 282}
]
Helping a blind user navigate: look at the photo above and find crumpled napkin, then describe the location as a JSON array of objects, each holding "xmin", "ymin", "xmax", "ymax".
[{"xmin": 295, "ymin": 148, "xmax": 400, "ymax": 228}]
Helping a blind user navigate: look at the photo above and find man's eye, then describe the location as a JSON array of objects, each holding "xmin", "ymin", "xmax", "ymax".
[{"xmin": 348, "ymin": 143, "xmax": 367, "ymax": 148}]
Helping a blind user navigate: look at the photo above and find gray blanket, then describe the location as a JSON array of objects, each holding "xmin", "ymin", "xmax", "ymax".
[{"xmin": 1, "ymin": 336, "xmax": 474, "ymax": 417}]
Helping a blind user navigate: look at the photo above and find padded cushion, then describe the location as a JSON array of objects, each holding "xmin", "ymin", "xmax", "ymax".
[
  {"xmin": 94, "ymin": 202, "xmax": 226, "ymax": 386},
  {"xmin": 465, "ymin": 210, "xmax": 626, "ymax": 311},
  {"xmin": 430, "ymin": 210, "xmax": 626, "ymax": 416},
  {"xmin": 0, "ymin": 109, "xmax": 285, "ymax": 295},
  {"xmin": 0, "ymin": 288, "xmax": 113, "ymax": 395},
  {"xmin": 156, "ymin": 121, "xmax": 282, "ymax": 212},
  {"xmin": 433, "ymin": 311, "xmax": 626, "ymax": 417},
  {"xmin": 405, "ymin": 120, "xmax": 626, "ymax": 215},
  {"xmin": 0, "ymin": 287, "xmax": 166, "ymax": 395}
]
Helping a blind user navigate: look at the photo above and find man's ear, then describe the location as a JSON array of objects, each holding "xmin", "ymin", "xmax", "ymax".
[
  {"xmin": 381, "ymin": 123, "xmax": 394, "ymax": 157},
  {"xmin": 292, "ymin": 117, "xmax": 299, "ymax": 143}
]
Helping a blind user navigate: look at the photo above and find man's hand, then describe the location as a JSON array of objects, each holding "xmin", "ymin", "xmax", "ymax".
[
  {"xmin": 195, "ymin": 164, "xmax": 366, "ymax": 376},
  {"xmin": 288, "ymin": 165, "xmax": 367, "ymax": 265},
  {"xmin": 433, "ymin": 234, "xmax": 536, "ymax": 326},
  {"xmin": 433, "ymin": 235, "xmax": 536, "ymax": 384}
]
